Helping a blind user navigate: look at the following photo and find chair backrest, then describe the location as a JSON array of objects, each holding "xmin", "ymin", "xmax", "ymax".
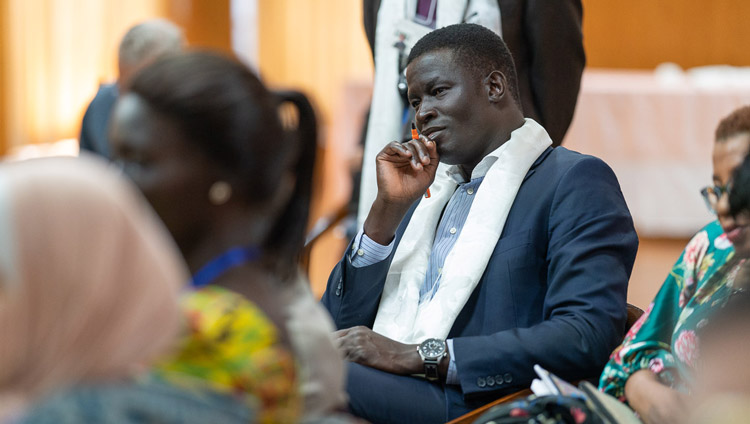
[{"xmin": 625, "ymin": 303, "xmax": 645, "ymax": 334}]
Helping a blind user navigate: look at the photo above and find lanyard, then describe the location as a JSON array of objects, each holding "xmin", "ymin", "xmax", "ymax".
[{"xmin": 190, "ymin": 246, "xmax": 261, "ymax": 289}]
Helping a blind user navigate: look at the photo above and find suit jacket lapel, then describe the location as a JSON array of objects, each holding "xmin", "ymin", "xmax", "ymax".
[{"xmin": 523, "ymin": 146, "xmax": 554, "ymax": 183}]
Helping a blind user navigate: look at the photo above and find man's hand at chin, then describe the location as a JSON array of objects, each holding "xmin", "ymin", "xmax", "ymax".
[{"xmin": 334, "ymin": 326, "xmax": 424, "ymax": 375}]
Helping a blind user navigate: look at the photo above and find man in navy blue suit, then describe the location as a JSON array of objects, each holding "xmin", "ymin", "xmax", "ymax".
[{"xmin": 322, "ymin": 24, "xmax": 638, "ymax": 423}]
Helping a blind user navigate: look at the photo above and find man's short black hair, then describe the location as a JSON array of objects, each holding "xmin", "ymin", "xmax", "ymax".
[{"xmin": 407, "ymin": 23, "xmax": 520, "ymax": 104}]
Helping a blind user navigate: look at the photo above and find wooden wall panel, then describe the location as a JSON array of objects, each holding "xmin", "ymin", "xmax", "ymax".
[
  {"xmin": 0, "ymin": 1, "xmax": 8, "ymax": 155},
  {"xmin": 583, "ymin": 0, "xmax": 750, "ymax": 69},
  {"xmin": 167, "ymin": 0, "xmax": 232, "ymax": 52},
  {"xmin": 257, "ymin": 0, "xmax": 373, "ymax": 124},
  {"xmin": 257, "ymin": 0, "xmax": 373, "ymax": 220},
  {"xmin": 0, "ymin": 0, "xmax": 167, "ymax": 152}
]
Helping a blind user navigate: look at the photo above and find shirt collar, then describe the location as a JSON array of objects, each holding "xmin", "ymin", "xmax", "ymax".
[{"xmin": 444, "ymin": 142, "xmax": 509, "ymax": 184}]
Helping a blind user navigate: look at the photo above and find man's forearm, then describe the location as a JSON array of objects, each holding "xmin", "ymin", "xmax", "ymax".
[{"xmin": 363, "ymin": 196, "xmax": 413, "ymax": 245}]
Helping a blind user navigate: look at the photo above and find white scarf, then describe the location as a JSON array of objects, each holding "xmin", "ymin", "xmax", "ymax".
[
  {"xmin": 357, "ymin": 0, "xmax": 502, "ymax": 228},
  {"xmin": 372, "ymin": 119, "xmax": 552, "ymax": 344}
]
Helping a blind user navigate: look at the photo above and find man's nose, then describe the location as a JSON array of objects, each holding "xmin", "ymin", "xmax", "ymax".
[{"xmin": 416, "ymin": 102, "xmax": 436, "ymax": 126}]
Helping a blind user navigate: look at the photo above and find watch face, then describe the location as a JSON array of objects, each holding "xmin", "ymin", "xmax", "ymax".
[{"xmin": 420, "ymin": 338, "xmax": 446, "ymax": 358}]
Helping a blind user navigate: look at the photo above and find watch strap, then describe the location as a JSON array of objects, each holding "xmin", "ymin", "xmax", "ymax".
[{"xmin": 424, "ymin": 359, "xmax": 440, "ymax": 381}]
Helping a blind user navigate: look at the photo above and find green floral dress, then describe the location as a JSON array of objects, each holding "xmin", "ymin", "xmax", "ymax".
[{"xmin": 599, "ymin": 221, "xmax": 743, "ymax": 401}]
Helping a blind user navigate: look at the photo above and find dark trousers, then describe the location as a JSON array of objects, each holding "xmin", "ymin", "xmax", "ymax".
[{"xmin": 346, "ymin": 362, "xmax": 475, "ymax": 424}]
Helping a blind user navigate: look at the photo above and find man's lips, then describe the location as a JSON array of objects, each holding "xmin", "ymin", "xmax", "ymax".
[{"xmin": 421, "ymin": 127, "xmax": 445, "ymax": 141}]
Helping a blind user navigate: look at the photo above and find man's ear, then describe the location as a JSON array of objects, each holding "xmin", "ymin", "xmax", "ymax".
[{"xmin": 485, "ymin": 71, "xmax": 507, "ymax": 103}]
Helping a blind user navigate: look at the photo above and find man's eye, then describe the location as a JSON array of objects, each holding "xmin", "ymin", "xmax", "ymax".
[
  {"xmin": 410, "ymin": 100, "xmax": 420, "ymax": 109},
  {"xmin": 433, "ymin": 87, "xmax": 447, "ymax": 95}
]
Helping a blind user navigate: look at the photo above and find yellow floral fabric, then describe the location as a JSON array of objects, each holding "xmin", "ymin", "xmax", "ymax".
[{"xmin": 153, "ymin": 286, "xmax": 300, "ymax": 424}]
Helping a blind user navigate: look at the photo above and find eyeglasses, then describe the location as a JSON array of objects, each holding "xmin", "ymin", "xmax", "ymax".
[{"xmin": 700, "ymin": 182, "xmax": 732, "ymax": 214}]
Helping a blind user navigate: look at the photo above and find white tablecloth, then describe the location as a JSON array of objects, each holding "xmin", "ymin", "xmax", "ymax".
[{"xmin": 563, "ymin": 68, "xmax": 750, "ymax": 237}]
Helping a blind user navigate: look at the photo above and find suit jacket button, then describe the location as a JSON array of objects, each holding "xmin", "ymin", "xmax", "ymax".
[
  {"xmin": 477, "ymin": 377, "xmax": 486, "ymax": 388},
  {"xmin": 486, "ymin": 376, "xmax": 495, "ymax": 387},
  {"xmin": 495, "ymin": 374, "xmax": 503, "ymax": 385},
  {"xmin": 504, "ymin": 373, "xmax": 513, "ymax": 384}
]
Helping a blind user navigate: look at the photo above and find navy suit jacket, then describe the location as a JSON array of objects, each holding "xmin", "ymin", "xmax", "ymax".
[
  {"xmin": 322, "ymin": 147, "xmax": 638, "ymax": 411},
  {"xmin": 79, "ymin": 83, "xmax": 118, "ymax": 159}
]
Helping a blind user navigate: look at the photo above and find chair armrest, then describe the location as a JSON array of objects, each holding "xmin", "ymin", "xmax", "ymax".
[{"xmin": 445, "ymin": 389, "xmax": 533, "ymax": 424}]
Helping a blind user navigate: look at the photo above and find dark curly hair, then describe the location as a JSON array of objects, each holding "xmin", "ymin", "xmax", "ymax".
[
  {"xmin": 716, "ymin": 105, "xmax": 750, "ymax": 141},
  {"xmin": 407, "ymin": 23, "xmax": 520, "ymax": 105}
]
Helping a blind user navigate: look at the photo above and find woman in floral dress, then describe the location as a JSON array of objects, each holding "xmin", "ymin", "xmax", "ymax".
[{"xmin": 599, "ymin": 105, "xmax": 750, "ymax": 424}]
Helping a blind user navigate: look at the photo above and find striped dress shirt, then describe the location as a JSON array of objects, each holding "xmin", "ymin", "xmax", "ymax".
[{"xmin": 349, "ymin": 150, "xmax": 502, "ymax": 385}]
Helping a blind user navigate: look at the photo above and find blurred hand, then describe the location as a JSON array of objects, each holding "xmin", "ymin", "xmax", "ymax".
[{"xmin": 625, "ymin": 370, "xmax": 690, "ymax": 424}]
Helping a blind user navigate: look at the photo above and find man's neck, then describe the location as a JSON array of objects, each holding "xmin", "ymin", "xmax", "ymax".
[{"xmin": 458, "ymin": 116, "xmax": 526, "ymax": 177}]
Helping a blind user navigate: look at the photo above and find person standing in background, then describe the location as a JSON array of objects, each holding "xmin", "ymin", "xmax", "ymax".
[
  {"xmin": 357, "ymin": 0, "xmax": 585, "ymax": 226},
  {"xmin": 79, "ymin": 19, "xmax": 184, "ymax": 159}
]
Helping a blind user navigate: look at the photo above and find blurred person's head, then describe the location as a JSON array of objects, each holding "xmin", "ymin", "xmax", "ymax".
[
  {"xmin": 117, "ymin": 19, "xmax": 184, "ymax": 92},
  {"xmin": 703, "ymin": 106, "xmax": 750, "ymax": 242},
  {"xmin": 729, "ymin": 153, "xmax": 750, "ymax": 256},
  {"xmin": 109, "ymin": 51, "xmax": 317, "ymax": 279},
  {"xmin": 693, "ymin": 291, "xmax": 750, "ymax": 401},
  {"xmin": 0, "ymin": 156, "xmax": 186, "ymax": 417},
  {"xmin": 404, "ymin": 24, "xmax": 523, "ymax": 168},
  {"xmin": 687, "ymin": 152, "xmax": 750, "ymax": 423},
  {"xmin": 688, "ymin": 395, "xmax": 750, "ymax": 424}
]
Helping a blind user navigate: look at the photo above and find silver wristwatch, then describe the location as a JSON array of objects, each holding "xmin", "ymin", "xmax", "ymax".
[{"xmin": 417, "ymin": 338, "xmax": 447, "ymax": 381}]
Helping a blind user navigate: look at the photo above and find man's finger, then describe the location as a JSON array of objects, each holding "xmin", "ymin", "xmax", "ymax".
[
  {"xmin": 333, "ymin": 328, "xmax": 351, "ymax": 339},
  {"xmin": 402, "ymin": 142, "xmax": 423, "ymax": 170},
  {"xmin": 407, "ymin": 139, "xmax": 431, "ymax": 165},
  {"xmin": 381, "ymin": 141, "xmax": 411, "ymax": 156},
  {"xmin": 422, "ymin": 136, "xmax": 439, "ymax": 160}
]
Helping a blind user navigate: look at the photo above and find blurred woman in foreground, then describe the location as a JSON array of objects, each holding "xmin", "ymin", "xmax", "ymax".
[
  {"xmin": 0, "ymin": 157, "xmax": 250, "ymax": 423},
  {"xmin": 110, "ymin": 51, "xmax": 346, "ymax": 423}
]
